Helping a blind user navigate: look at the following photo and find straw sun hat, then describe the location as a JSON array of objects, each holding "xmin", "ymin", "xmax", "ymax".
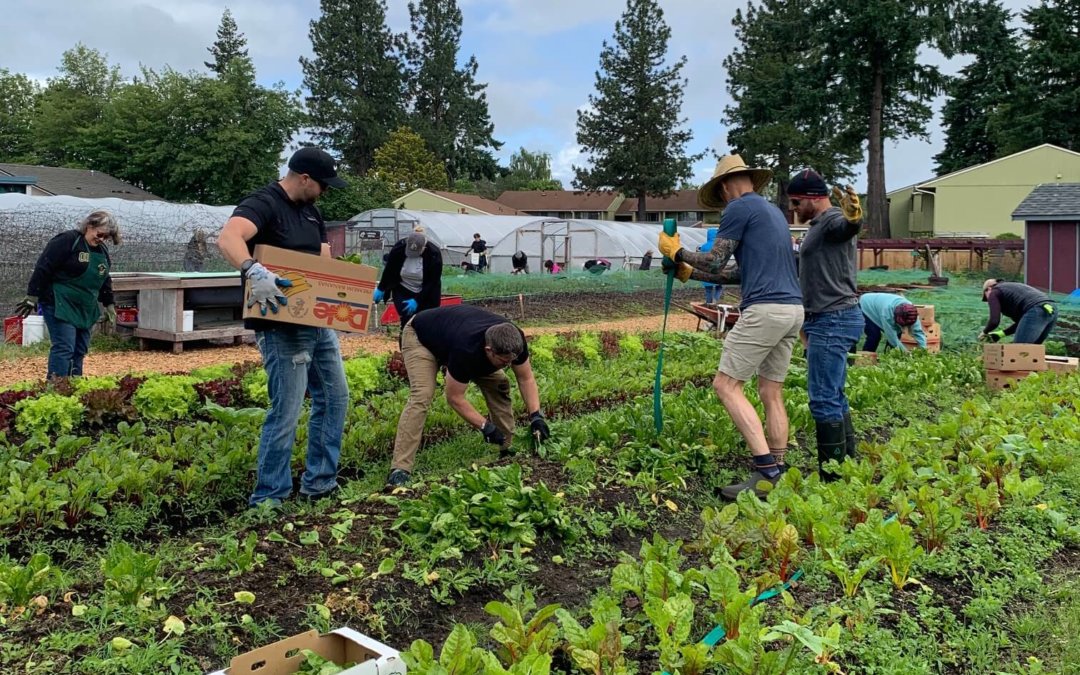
[{"xmin": 697, "ymin": 154, "xmax": 773, "ymax": 208}]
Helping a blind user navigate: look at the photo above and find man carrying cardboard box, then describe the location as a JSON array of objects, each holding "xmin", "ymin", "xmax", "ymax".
[
  {"xmin": 386, "ymin": 305, "xmax": 551, "ymax": 487},
  {"xmin": 218, "ymin": 147, "xmax": 351, "ymax": 507}
]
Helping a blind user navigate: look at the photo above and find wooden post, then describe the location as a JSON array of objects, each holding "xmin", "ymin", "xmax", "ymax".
[{"xmin": 519, "ymin": 294, "xmax": 525, "ymax": 321}]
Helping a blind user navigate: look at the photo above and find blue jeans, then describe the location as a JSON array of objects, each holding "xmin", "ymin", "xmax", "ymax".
[
  {"xmin": 803, "ymin": 305, "xmax": 864, "ymax": 422},
  {"xmin": 41, "ymin": 304, "xmax": 92, "ymax": 379},
  {"xmin": 251, "ymin": 326, "xmax": 349, "ymax": 505},
  {"xmin": 703, "ymin": 284, "xmax": 721, "ymax": 304},
  {"xmin": 1012, "ymin": 305, "xmax": 1057, "ymax": 344}
]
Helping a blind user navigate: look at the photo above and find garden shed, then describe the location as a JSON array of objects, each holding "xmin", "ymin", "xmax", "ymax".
[
  {"xmin": 347, "ymin": 208, "xmax": 708, "ymax": 272},
  {"xmin": 1012, "ymin": 183, "xmax": 1080, "ymax": 295}
]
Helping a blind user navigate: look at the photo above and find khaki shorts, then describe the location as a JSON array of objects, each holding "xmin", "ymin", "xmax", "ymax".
[{"xmin": 719, "ymin": 303, "xmax": 804, "ymax": 383}]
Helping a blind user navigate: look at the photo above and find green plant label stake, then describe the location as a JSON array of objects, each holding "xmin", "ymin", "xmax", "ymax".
[{"xmin": 654, "ymin": 217, "xmax": 677, "ymax": 434}]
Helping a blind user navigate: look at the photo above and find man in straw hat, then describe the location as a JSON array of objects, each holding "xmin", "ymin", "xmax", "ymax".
[
  {"xmin": 788, "ymin": 170, "xmax": 865, "ymax": 480},
  {"xmin": 658, "ymin": 154, "xmax": 803, "ymax": 499}
]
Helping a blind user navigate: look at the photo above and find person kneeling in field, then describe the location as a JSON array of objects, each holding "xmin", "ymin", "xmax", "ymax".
[
  {"xmin": 856, "ymin": 293, "xmax": 926, "ymax": 352},
  {"xmin": 386, "ymin": 305, "xmax": 551, "ymax": 487}
]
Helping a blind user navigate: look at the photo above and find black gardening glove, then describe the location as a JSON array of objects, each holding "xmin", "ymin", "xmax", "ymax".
[
  {"xmin": 481, "ymin": 420, "xmax": 507, "ymax": 446},
  {"xmin": 529, "ymin": 411, "xmax": 551, "ymax": 442}
]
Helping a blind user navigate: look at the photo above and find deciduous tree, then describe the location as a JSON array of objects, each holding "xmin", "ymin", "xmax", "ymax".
[{"xmin": 372, "ymin": 126, "xmax": 449, "ymax": 197}]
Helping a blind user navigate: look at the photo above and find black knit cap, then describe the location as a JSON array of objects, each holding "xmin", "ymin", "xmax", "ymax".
[{"xmin": 788, "ymin": 169, "xmax": 828, "ymax": 198}]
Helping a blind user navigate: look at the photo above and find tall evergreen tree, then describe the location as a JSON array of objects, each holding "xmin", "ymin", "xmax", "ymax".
[
  {"xmin": 301, "ymin": 0, "xmax": 406, "ymax": 174},
  {"xmin": 205, "ymin": 8, "xmax": 250, "ymax": 75},
  {"xmin": 405, "ymin": 0, "xmax": 501, "ymax": 183},
  {"xmin": 817, "ymin": 0, "xmax": 972, "ymax": 237},
  {"xmin": 990, "ymin": 0, "xmax": 1080, "ymax": 155},
  {"xmin": 0, "ymin": 69, "xmax": 38, "ymax": 162},
  {"xmin": 574, "ymin": 0, "xmax": 702, "ymax": 221},
  {"xmin": 934, "ymin": 1, "xmax": 1021, "ymax": 174},
  {"xmin": 723, "ymin": 0, "xmax": 863, "ymax": 211}
]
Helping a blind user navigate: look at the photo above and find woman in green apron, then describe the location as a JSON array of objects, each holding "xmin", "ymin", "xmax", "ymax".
[{"xmin": 16, "ymin": 210, "xmax": 121, "ymax": 379}]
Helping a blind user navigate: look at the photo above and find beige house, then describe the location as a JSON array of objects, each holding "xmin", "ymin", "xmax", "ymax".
[
  {"xmin": 613, "ymin": 190, "xmax": 721, "ymax": 223},
  {"xmin": 393, "ymin": 188, "xmax": 525, "ymax": 215},
  {"xmin": 887, "ymin": 144, "xmax": 1080, "ymax": 238},
  {"xmin": 0, "ymin": 163, "xmax": 160, "ymax": 201},
  {"xmin": 495, "ymin": 190, "xmax": 624, "ymax": 220}
]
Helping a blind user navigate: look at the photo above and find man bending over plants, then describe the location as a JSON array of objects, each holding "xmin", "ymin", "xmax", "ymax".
[{"xmin": 386, "ymin": 305, "xmax": 551, "ymax": 487}]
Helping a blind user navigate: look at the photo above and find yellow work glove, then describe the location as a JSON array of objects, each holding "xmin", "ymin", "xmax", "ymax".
[
  {"xmin": 658, "ymin": 231, "xmax": 683, "ymax": 261},
  {"xmin": 675, "ymin": 262, "xmax": 693, "ymax": 283},
  {"xmin": 832, "ymin": 185, "xmax": 862, "ymax": 222}
]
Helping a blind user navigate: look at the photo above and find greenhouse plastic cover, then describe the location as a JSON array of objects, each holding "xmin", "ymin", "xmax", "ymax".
[{"xmin": 349, "ymin": 208, "xmax": 710, "ymax": 272}]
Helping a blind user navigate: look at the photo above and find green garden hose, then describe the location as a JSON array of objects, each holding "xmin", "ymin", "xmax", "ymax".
[{"xmin": 653, "ymin": 218, "xmax": 678, "ymax": 435}]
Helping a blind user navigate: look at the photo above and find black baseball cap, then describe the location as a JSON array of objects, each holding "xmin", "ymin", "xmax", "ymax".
[
  {"xmin": 288, "ymin": 147, "xmax": 348, "ymax": 189},
  {"xmin": 788, "ymin": 168, "xmax": 828, "ymax": 198}
]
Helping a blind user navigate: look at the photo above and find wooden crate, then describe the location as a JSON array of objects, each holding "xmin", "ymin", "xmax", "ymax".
[{"xmin": 915, "ymin": 304, "xmax": 935, "ymax": 324}]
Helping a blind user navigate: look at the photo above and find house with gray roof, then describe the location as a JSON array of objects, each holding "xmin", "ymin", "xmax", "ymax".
[
  {"xmin": 0, "ymin": 163, "xmax": 160, "ymax": 201},
  {"xmin": 1012, "ymin": 183, "xmax": 1080, "ymax": 294}
]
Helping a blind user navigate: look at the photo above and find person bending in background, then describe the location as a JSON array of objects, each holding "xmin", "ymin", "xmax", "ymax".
[
  {"xmin": 16, "ymin": 209, "xmax": 120, "ymax": 379},
  {"xmin": 856, "ymin": 293, "xmax": 926, "ymax": 352},
  {"xmin": 511, "ymin": 250, "xmax": 529, "ymax": 274},
  {"xmin": 543, "ymin": 259, "xmax": 562, "ymax": 274},
  {"xmin": 374, "ymin": 230, "xmax": 443, "ymax": 326},
  {"xmin": 386, "ymin": 305, "xmax": 551, "ymax": 487},
  {"xmin": 980, "ymin": 279, "xmax": 1057, "ymax": 344}
]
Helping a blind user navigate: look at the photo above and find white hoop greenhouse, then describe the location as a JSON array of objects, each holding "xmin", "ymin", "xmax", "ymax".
[{"xmin": 347, "ymin": 208, "xmax": 709, "ymax": 273}]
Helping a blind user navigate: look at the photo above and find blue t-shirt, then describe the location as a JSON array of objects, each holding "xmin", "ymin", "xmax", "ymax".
[{"xmin": 716, "ymin": 193, "xmax": 802, "ymax": 309}]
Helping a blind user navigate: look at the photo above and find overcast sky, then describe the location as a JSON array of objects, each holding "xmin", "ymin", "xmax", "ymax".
[{"xmin": 0, "ymin": 0, "xmax": 1037, "ymax": 191}]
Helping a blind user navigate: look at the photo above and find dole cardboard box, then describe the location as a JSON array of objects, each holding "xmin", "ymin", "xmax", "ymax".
[
  {"xmin": 206, "ymin": 627, "xmax": 405, "ymax": 675},
  {"xmin": 243, "ymin": 245, "xmax": 378, "ymax": 333},
  {"xmin": 983, "ymin": 343, "xmax": 1046, "ymax": 371}
]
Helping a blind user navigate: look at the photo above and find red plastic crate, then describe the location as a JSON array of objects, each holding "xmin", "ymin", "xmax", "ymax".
[
  {"xmin": 379, "ymin": 294, "xmax": 463, "ymax": 325},
  {"xmin": 4, "ymin": 315, "xmax": 23, "ymax": 345}
]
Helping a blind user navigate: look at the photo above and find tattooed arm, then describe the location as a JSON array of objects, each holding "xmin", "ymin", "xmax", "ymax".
[
  {"xmin": 675, "ymin": 237, "xmax": 740, "ymax": 282},
  {"xmin": 688, "ymin": 266, "xmax": 738, "ymax": 284}
]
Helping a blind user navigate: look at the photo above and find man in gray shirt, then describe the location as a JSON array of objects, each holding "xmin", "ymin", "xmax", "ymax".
[{"xmin": 788, "ymin": 169, "xmax": 863, "ymax": 480}]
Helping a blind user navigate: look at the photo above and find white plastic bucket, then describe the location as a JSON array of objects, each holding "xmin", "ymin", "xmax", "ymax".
[{"xmin": 22, "ymin": 315, "xmax": 48, "ymax": 345}]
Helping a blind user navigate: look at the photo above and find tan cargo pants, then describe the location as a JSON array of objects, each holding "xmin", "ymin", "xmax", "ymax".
[{"xmin": 391, "ymin": 323, "xmax": 515, "ymax": 472}]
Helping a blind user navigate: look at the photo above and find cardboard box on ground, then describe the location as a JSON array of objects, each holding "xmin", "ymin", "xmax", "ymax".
[
  {"xmin": 983, "ymin": 344, "xmax": 1047, "ymax": 372},
  {"xmin": 1045, "ymin": 355, "xmax": 1079, "ymax": 373},
  {"xmin": 242, "ymin": 246, "xmax": 378, "ymax": 333},
  {"xmin": 205, "ymin": 627, "xmax": 405, "ymax": 675}
]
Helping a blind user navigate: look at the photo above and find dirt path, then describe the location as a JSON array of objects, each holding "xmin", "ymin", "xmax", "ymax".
[{"xmin": 0, "ymin": 312, "xmax": 705, "ymax": 387}]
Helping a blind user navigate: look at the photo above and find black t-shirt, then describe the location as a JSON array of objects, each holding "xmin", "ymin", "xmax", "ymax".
[
  {"xmin": 471, "ymin": 239, "xmax": 487, "ymax": 253},
  {"xmin": 231, "ymin": 182, "xmax": 328, "ymax": 330},
  {"xmin": 410, "ymin": 305, "xmax": 529, "ymax": 383}
]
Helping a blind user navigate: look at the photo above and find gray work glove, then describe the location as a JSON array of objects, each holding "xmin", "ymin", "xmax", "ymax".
[
  {"xmin": 245, "ymin": 262, "xmax": 292, "ymax": 316},
  {"xmin": 15, "ymin": 296, "xmax": 37, "ymax": 318}
]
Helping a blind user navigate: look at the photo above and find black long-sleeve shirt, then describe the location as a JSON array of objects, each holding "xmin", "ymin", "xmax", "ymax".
[
  {"xmin": 377, "ymin": 239, "xmax": 443, "ymax": 310},
  {"xmin": 26, "ymin": 230, "xmax": 114, "ymax": 307},
  {"xmin": 984, "ymin": 282, "xmax": 1051, "ymax": 334}
]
